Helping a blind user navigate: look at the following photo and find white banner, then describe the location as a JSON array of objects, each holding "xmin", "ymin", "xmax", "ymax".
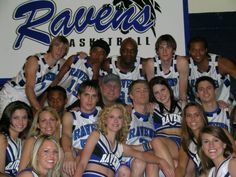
[{"xmin": 0, "ymin": 0, "xmax": 189, "ymax": 82}]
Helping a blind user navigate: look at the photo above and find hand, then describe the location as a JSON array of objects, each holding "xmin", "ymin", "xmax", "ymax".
[{"xmin": 62, "ymin": 151, "xmax": 77, "ymax": 176}]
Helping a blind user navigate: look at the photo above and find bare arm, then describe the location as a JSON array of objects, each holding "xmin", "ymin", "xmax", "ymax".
[
  {"xmin": 61, "ymin": 111, "xmax": 76, "ymax": 176},
  {"xmin": 175, "ymin": 146, "xmax": 189, "ymax": 177},
  {"xmin": 74, "ymin": 131, "xmax": 100, "ymax": 177},
  {"xmin": 24, "ymin": 56, "xmax": 41, "ymax": 112},
  {"xmin": 0, "ymin": 134, "xmax": 7, "ymax": 173},
  {"xmin": 229, "ymin": 157, "xmax": 236, "ymax": 177},
  {"xmin": 19, "ymin": 137, "xmax": 35, "ymax": 171},
  {"xmin": 218, "ymin": 57, "xmax": 236, "ymax": 79},
  {"xmin": 123, "ymin": 144, "xmax": 175, "ymax": 177},
  {"xmin": 51, "ymin": 55, "xmax": 75, "ymax": 87},
  {"xmin": 142, "ymin": 58, "xmax": 155, "ymax": 81},
  {"xmin": 177, "ymin": 56, "xmax": 189, "ymax": 104}
]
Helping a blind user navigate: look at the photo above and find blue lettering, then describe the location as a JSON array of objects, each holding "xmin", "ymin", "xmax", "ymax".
[{"xmin": 13, "ymin": 1, "xmax": 156, "ymax": 49}]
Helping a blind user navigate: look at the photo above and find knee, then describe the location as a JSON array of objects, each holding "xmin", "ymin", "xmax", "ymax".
[
  {"xmin": 131, "ymin": 158, "xmax": 146, "ymax": 173},
  {"xmin": 117, "ymin": 165, "xmax": 131, "ymax": 177}
]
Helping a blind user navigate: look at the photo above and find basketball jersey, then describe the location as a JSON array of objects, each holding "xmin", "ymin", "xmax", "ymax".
[
  {"xmin": 153, "ymin": 55, "xmax": 180, "ymax": 99},
  {"xmin": 188, "ymin": 138, "xmax": 202, "ymax": 175},
  {"xmin": 102, "ymin": 56, "xmax": 144, "ymax": 105},
  {"xmin": 189, "ymin": 53, "xmax": 231, "ymax": 102},
  {"xmin": 153, "ymin": 102, "xmax": 182, "ymax": 132},
  {"xmin": 5, "ymin": 136, "xmax": 22, "ymax": 177},
  {"xmin": 2, "ymin": 53, "xmax": 64, "ymax": 105},
  {"xmin": 72, "ymin": 106, "xmax": 101, "ymax": 149},
  {"xmin": 88, "ymin": 132, "xmax": 123, "ymax": 173},
  {"xmin": 59, "ymin": 55, "xmax": 93, "ymax": 107},
  {"xmin": 207, "ymin": 156, "xmax": 233, "ymax": 177},
  {"xmin": 126, "ymin": 109, "xmax": 155, "ymax": 145},
  {"xmin": 205, "ymin": 107, "xmax": 230, "ymax": 131}
]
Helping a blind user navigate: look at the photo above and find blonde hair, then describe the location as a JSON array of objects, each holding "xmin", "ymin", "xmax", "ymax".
[
  {"xmin": 97, "ymin": 104, "xmax": 130, "ymax": 143},
  {"xmin": 29, "ymin": 135, "xmax": 62, "ymax": 177},
  {"xmin": 27, "ymin": 106, "xmax": 61, "ymax": 139},
  {"xmin": 47, "ymin": 36, "xmax": 69, "ymax": 57}
]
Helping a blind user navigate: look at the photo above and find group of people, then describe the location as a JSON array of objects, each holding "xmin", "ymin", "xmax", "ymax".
[{"xmin": 0, "ymin": 34, "xmax": 236, "ymax": 177}]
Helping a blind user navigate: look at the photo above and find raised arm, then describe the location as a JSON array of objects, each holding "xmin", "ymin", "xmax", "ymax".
[
  {"xmin": 218, "ymin": 56, "xmax": 236, "ymax": 79},
  {"xmin": 61, "ymin": 111, "xmax": 76, "ymax": 176},
  {"xmin": 142, "ymin": 58, "xmax": 155, "ymax": 81},
  {"xmin": 51, "ymin": 55, "xmax": 75, "ymax": 87},
  {"xmin": 74, "ymin": 131, "xmax": 100, "ymax": 177},
  {"xmin": 177, "ymin": 56, "xmax": 189, "ymax": 105}
]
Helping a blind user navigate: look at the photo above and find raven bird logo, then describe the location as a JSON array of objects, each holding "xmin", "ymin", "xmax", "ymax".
[{"xmin": 112, "ymin": 0, "xmax": 161, "ymax": 37}]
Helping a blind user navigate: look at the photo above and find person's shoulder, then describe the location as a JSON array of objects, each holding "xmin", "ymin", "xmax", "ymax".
[
  {"xmin": 17, "ymin": 170, "xmax": 34, "ymax": 177},
  {"xmin": 0, "ymin": 133, "xmax": 7, "ymax": 143},
  {"xmin": 24, "ymin": 136, "xmax": 36, "ymax": 145},
  {"xmin": 176, "ymin": 55, "xmax": 188, "ymax": 61}
]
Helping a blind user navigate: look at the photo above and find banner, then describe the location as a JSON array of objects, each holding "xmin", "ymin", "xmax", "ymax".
[{"xmin": 0, "ymin": 0, "xmax": 189, "ymax": 84}]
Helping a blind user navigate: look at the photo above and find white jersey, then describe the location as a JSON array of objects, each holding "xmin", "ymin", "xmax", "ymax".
[
  {"xmin": 206, "ymin": 107, "xmax": 230, "ymax": 131},
  {"xmin": 0, "ymin": 53, "xmax": 64, "ymax": 117},
  {"xmin": 71, "ymin": 106, "xmax": 101, "ymax": 149},
  {"xmin": 103, "ymin": 56, "xmax": 144, "ymax": 105},
  {"xmin": 188, "ymin": 138, "xmax": 202, "ymax": 175},
  {"xmin": 153, "ymin": 55, "xmax": 180, "ymax": 99},
  {"xmin": 59, "ymin": 55, "xmax": 93, "ymax": 107},
  {"xmin": 208, "ymin": 156, "xmax": 233, "ymax": 177},
  {"xmin": 5, "ymin": 136, "xmax": 22, "ymax": 177},
  {"xmin": 126, "ymin": 109, "xmax": 155, "ymax": 145},
  {"xmin": 189, "ymin": 53, "xmax": 231, "ymax": 102}
]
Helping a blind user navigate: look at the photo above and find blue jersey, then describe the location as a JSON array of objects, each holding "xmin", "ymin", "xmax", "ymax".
[
  {"xmin": 88, "ymin": 132, "xmax": 123, "ymax": 173},
  {"xmin": 5, "ymin": 136, "xmax": 22, "ymax": 177},
  {"xmin": 152, "ymin": 102, "xmax": 182, "ymax": 132}
]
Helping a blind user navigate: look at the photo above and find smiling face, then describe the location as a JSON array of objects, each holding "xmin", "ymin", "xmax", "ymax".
[
  {"xmin": 189, "ymin": 41, "xmax": 208, "ymax": 63},
  {"xmin": 201, "ymin": 133, "xmax": 226, "ymax": 163},
  {"xmin": 37, "ymin": 140, "xmax": 59, "ymax": 171},
  {"xmin": 185, "ymin": 106, "xmax": 205, "ymax": 134},
  {"xmin": 9, "ymin": 109, "xmax": 28, "ymax": 136},
  {"xmin": 37, "ymin": 111, "xmax": 58, "ymax": 136},
  {"xmin": 105, "ymin": 108, "xmax": 124, "ymax": 133},
  {"xmin": 100, "ymin": 80, "xmax": 121, "ymax": 103},
  {"xmin": 196, "ymin": 80, "xmax": 215, "ymax": 103},
  {"xmin": 152, "ymin": 83, "xmax": 171, "ymax": 106}
]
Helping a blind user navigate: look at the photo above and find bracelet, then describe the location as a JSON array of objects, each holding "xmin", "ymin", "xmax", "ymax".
[{"xmin": 143, "ymin": 142, "xmax": 152, "ymax": 151}]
